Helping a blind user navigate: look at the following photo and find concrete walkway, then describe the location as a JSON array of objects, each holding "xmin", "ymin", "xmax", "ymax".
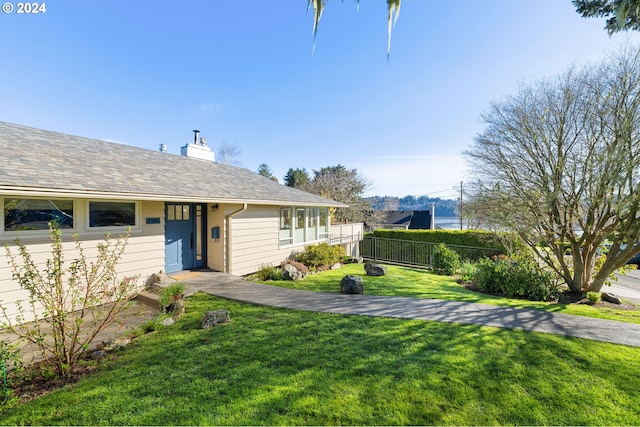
[{"xmin": 173, "ymin": 270, "xmax": 640, "ymax": 348}]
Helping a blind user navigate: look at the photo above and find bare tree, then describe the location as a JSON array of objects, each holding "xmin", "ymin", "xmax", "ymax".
[
  {"xmin": 302, "ymin": 165, "xmax": 372, "ymax": 224},
  {"xmin": 216, "ymin": 142, "xmax": 242, "ymax": 166},
  {"xmin": 465, "ymin": 45, "xmax": 640, "ymax": 294}
]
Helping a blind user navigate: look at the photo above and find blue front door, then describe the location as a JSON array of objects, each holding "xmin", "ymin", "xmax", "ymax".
[{"xmin": 165, "ymin": 203, "xmax": 205, "ymax": 273}]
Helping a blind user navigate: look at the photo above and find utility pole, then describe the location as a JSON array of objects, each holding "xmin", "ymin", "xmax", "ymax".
[{"xmin": 459, "ymin": 181, "xmax": 463, "ymax": 230}]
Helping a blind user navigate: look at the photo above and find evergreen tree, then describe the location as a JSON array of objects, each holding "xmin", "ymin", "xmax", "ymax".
[{"xmin": 257, "ymin": 163, "xmax": 278, "ymax": 182}]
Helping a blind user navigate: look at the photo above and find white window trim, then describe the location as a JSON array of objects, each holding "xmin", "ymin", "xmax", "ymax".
[
  {"xmin": 86, "ymin": 200, "xmax": 141, "ymax": 231},
  {"xmin": 278, "ymin": 206, "xmax": 329, "ymax": 248},
  {"xmin": 1, "ymin": 197, "xmax": 77, "ymax": 237}
]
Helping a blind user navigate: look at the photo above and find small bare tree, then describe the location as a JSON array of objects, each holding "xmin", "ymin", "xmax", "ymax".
[
  {"xmin": 301, "ymin": 165, "xmax": 372, "ymax": 224},
  {"xmin": 465, "ymin": 45, "xmax": 640, "ymax": 294},
  {"xmin": 1, "ymin": 225, "xmax": 139, "ymax": 377},
  {"xmin": 216, "ymin": 142, "xmax": 242, "ymax": 166}
]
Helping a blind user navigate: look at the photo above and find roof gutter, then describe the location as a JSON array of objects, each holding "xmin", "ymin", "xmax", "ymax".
[
  {"xmin": 0, "ymin": 186, "xmax": 346, "ymax": 208},
  {"xmin": 225, "ymin": 203, "xmax": 248, "ymax": 274}
]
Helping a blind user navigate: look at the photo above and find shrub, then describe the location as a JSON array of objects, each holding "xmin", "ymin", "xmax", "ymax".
[
  {"xmin": 1, "ymin": 224, "xmax": 139, "ymax": 378},
  {"xmin": 432, "ymin": 243, "xmax": 460, "ymax": 275},
  {"xmin": 295, "ymin": 243, "xmax": 346, "ymax": 270},
  {"xmin": 252, "ymin": 264, "xmax": 283, "ymax": 281},
  {"xmin": 371, "ymin": 229, "xmax": 524, "ymax": 257},
  {"xmin": 585, "ymin": 291, "xmax": 601, "ymax": 304},
  {"xmin": 0, "ymin": 339, "xmax": 23, "ymax": 407},
  {"xmin": 473, "ymin": 256, "xmax": 558, "ymax": 301},
  {"xmin": 158, "ymin": 282, "xmax": 186, "ymax": 311},
  {"xmin": 458, "ymin": 261, "xmax": 477, "ymax": 283}
]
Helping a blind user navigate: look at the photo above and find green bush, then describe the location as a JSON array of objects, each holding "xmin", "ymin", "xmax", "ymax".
[
  {"xmin": 252, "ymin": 264, "xmax": 283, "ymax": 281},
  {"xmin": 158, "ymin": 282, "xmax": 185, "ymax": 309},
  {"xmin": 370, "ymin": 229, "xmax": 526, "ymax": 259},
  {"xmin": 458, "ymin": 261, "xmax": 477, "ymax": 283},
  {"xmin": 432, "ymin": 243, "xmax": 460, "ymax": 275},
  {"xmin": 585, "ymin": 291, "xmax": 601, "ymax": 304},
  {"xmin": 295, "ymin": 243, "xmax": 346, "ymax": 270},
  {"xmin": 473, "ymin": 256, "xmax": 558, "ymax": 301}
]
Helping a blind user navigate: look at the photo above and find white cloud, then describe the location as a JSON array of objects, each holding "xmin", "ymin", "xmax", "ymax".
[{"xmin": 199, "ymin": 103, "xmax": 225, "ymax": 113}]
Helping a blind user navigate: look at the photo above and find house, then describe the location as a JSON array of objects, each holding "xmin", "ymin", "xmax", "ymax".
[
  {"xmin": 0, "ymin": 121, "xmax": 360, "ymax": 321},
  {"xmin": 373, "ymin": 210, "xmax": 434, "ymax": 230}
]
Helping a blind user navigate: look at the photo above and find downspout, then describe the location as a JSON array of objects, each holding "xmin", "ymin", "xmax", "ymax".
[{"xmin": 225, "ymin": 203, "xmax": 248, "ymax": 274}]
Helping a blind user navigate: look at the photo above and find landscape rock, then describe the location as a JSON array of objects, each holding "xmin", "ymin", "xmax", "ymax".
[
  {"xmin": 161, "ymin": 317, "xmax": 176, "ymax": 326},
  {"xmin": 340, "ymin": 275, "xmax": 365, "ymax": 294},
  {"xmin": 145, "ymin": 270, "xmax": 169, "ymax": 288},
  {"xmin": 283, "ymin": 263, "xmax": 305, "ymax": 281},
  {"xmin": 364, "ymin": 262, "xmax": 387, "ymax": 276},
  {"xmin": 201, "ymin": 309, "xmax": 231, "ymax": 329},
  {"xmin": 91, "ymin": 350, "xmax": 106, "ymax": 360},
  {"xmin": 330, "ymin": 263, "xmax": 342, "ymax": 270},
  {"xmin": 601, "ymin": 292, "xmax": 622, "ymax": 304}
]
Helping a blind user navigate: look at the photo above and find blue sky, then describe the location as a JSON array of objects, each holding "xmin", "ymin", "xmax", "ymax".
[{"xmin": 2, "ymin": 0, "xmax": 639, "ymax": 198}]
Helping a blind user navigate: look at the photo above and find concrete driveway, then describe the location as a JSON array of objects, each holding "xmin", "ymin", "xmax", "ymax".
[{"xmin": 611, "ymin": 269, "xmax": 640, "ymax": 304}]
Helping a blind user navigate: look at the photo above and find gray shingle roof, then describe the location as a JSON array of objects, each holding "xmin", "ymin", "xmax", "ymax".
[{"xmin": 0, "ymin": 121, "xmax": 345, "ymax": 207}]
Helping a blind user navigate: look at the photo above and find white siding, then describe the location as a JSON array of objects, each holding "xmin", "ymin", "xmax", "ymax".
[
  {"xmin": 0, "ymin": 199, "xmax": 165, "ymax": 323},
  {"xmin": 228, "ymin": 206, "xmax": 310, "ymax": 276}
]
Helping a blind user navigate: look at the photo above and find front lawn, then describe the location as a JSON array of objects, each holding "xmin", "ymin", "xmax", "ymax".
[
  {"xmin": 2, "ymin": 293, "xmax": 639, "ymax": 425},
  {"xmin": 256, "ymin": 264, "xmax": 640, "ymax": 324}
]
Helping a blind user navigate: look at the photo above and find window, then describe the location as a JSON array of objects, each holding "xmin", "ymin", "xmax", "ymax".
[
  {"xmin": 89, "ymin": 201, "xmax": 136, "ymax": 228},
  {"xmin": 4, "ymin": 198, "xmax": 74, "ymax": 231},
  {"xmin": 308, "ymin": 208, "xmax": 318, "ymax": 240},
  {"xmin": 295, "ymin": 208, "xmax": 306, "ymax": 243},
  {"xmin": 319, "ymin": 208, "xmax": 329, "ymax": 238},
  {"xmin": 279, "ymin": 207, "xmax": 292, "ymax": 245},
  {"xmin": 279, "ymin": 206, "xmax": 330, "ymax": 247},
  {"xmin": 167, "ymin": 204, "xmax": 190, "ymax": 221}
]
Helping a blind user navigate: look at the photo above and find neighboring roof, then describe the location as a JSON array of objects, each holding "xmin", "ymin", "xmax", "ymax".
[
  {"xmin": 408, "ymin": 211, "xmax": 432, "ymax": 229},
  {"xmin": 0, "ymin": 122, "xmax": 346, "ymax": 207},
  {"xmin": 379, "ymin": 211, "xmax": 414, "ymax": 226},
  {"xmin": 377, "ymin": 210, "xmax": 433, "ymax": 229}
]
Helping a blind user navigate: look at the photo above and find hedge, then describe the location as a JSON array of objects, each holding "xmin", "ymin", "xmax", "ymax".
[{"xmin": 370, "ymin": 229, "xmax": 520, "ymax": 254}]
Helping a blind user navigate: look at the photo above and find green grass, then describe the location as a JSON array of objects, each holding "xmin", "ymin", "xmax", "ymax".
[
  {"xmin": 257, "ymin": 264, "xmax": 640, "ymax": 324},
  {"xmin": 2, "ymin": 292, "xmax": 640, "ymax": 425}
]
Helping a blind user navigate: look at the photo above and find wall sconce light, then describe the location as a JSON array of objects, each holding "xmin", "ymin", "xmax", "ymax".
[{"xmin": 211, "ymin": 204, "xmax": 219, "ymax": 212}]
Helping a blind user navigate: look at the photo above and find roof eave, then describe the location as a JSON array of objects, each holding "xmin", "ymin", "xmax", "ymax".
[{"xmin": 0, "ymin": 186, "xmax": 348, "ymax": 208}]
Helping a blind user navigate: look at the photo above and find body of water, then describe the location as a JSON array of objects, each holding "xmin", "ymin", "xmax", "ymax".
[{"xmin": 434, "ymin": 217, "xmax": 463, "ymax": 230}]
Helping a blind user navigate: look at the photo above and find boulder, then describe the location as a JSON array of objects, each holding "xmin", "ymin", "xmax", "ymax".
[
  {"xmin": 330, "ymin": 263, "xmax": 342, "ymax": 270},
  {"xmin": 601, "ymin": 292, "xmax": 622, "ymax": 304},
  {"xmin": 340, "ymin": 275, "xmax": 365, "ymax": 294},
  {"xmin": 145, "ymin": 270, "xmax": 169, "ymax": 288},
  {"xmin": 283, "ymin": 263, "xmax": 305, "ymax": 281},
  {"xmin": 201, "ymin": 309, "xmax": 231, "ymax": 329},
  {"xmin": 364, "ymin": 262, "xmax": 387, "ymax": 276}
]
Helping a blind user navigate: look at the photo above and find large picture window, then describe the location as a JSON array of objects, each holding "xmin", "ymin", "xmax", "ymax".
[
  {"xmin": 279, "ymin": 206, "xmax": 329, "ymax": 247},
  {"xmin": 89, "ymin": 201, "xmax": 136, "ymax": 228},
  {"xmin": 4, "ymin": 198, "xmax": 74, "ymax": 231}
]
